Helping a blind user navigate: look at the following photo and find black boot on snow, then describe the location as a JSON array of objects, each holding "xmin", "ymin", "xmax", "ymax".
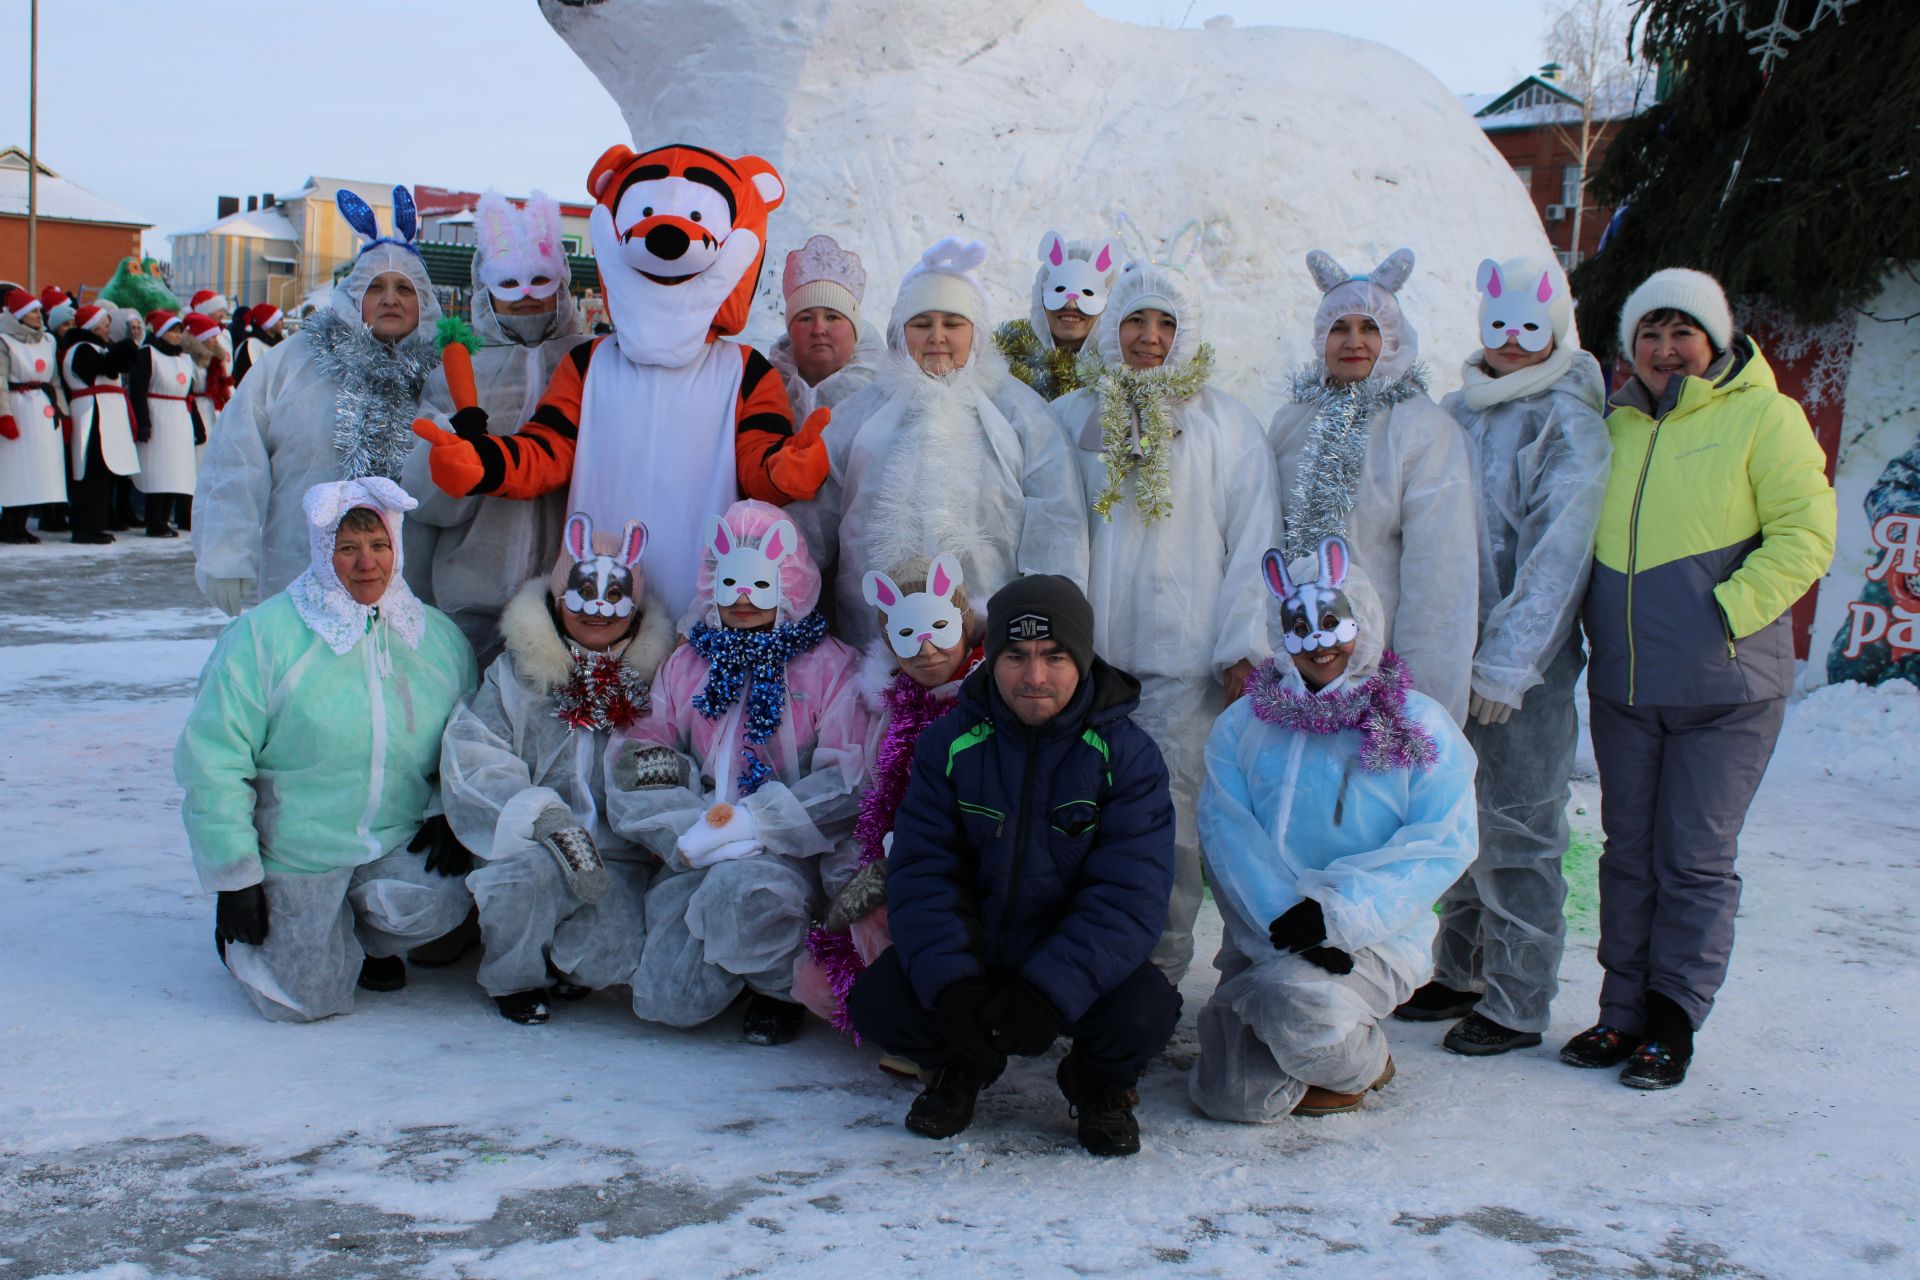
[
  {"xmin": 742, "ymin": 993, "xmax": 806, "ymax": 1045},
  {"xmin": 1443, "ymin": 1011, "xmax": 1543, "ymax": 1056},
  {"xmin": 1559, "ymin": 1023, "xmax": 1635, "ymax": 1069},
  {"xmin": 544, "ymin": 957, "xmax": 594, "ymax": 1001},
  {"xmin": 408, "ymin": 908, "xmax": 480, "ymax": 967},
  {"xmin": 906, "ymin": 1065, "xmax": 983, "ymax": 1140},
  {"xmin": 358, "ymin": 954, "xmax": 406, "ymax": 992},
  {"xmin": 1393, "ymin": 981, "xmax": 1481, "ymax": 1023},
  {"xmin": 495, "ymin": 988, "xmax": 553, "ymax": 1025},
  {"xmin": 1620, "ymin": 991, "xmax": 1694, "ymax": 1090},
  {"xmin": 1058, "ymin": 1056, "xmax": 1141, "ymax": 1157}
]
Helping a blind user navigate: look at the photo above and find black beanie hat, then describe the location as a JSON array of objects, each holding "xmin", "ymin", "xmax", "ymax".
[{"xmin": 986, "ymin": 574, "xmax": 1095, "ymax": 675}]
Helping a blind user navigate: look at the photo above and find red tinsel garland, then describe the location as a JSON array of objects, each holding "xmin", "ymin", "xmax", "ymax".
[{"xmin": 552, "ymin": 652, "xmax": 650, "ymax": 733}]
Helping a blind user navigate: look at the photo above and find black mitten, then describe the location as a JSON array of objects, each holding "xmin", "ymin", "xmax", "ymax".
[
  {"xmin": 1268, "ymin": 898, "xmax": 1327, "ymax": 953},
  {"xmin": 409, "ymin": 813, "xmax": 473, "ymax": 878},
  {"xmin": 449, "ymin": 406, "xmax": 490, "ymax": 440},
  {"xmin": 216, "ymin": 884, "xmax": 269, "ymax": 947},
  {"xmin": 934, "ymin": 977, "xmax": 1002, "ymax": 1075},
  {"xmin": 1300, "ymin": 944, "xmax": 1355, "ymax": 975},
  {"xmin": 984, "ymin": 978, "xmax": 1065, "ymax": 1057}
]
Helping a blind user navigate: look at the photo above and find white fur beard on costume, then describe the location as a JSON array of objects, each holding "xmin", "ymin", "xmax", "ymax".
[{"xmin": 862, "ymin": 358, "xmax": 1006, "ymax": 576}]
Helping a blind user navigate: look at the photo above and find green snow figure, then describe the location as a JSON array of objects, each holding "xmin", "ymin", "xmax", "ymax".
[{"xmin": 96, "ymin": 256, "xmax": 182, "ymax": 314}]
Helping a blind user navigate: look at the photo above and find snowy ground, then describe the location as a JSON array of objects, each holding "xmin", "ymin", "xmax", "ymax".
[{"xmin": 2, "ymin": 540, "xmax": 1914, "ymax": 1280}]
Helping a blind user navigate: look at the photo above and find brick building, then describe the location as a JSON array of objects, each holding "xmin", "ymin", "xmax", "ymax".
[{"xmin": 0, "ymin": 147, "xmax": 150, "ymax": 297}]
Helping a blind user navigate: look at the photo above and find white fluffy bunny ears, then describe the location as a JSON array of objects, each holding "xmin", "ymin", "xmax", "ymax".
[
  {"xmin": 864, "ymin": 553, "xmax": 965, "ymax": 659},
  {"xmin": 475, "ymin": 190, "xmax": 568, "ymax": 303},
  {"xmin": 1264, "ymin": 535, "xmax": 1359, "ymax": 656}
]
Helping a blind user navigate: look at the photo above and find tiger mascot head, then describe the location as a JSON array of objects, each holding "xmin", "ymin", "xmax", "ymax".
[{"xmin": 586, "ymin": 143, "xmax": 785, "ymax": 364}]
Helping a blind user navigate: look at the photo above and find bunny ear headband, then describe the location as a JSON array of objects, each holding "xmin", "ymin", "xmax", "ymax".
[
  {"xmin": 1263, "ymin": 535, "xmax": 1358, "ymax": 656},
  {"xmin": 336, "ymin": 185, "xmax": 423, "ymax": 258}
]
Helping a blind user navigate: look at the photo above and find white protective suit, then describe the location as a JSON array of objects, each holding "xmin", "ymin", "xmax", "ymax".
[
  {"xmin": 766, "ymin": 324, "xmax": 884, "ymax": 423},
  {"xmin": 788, "ymin": 240, "xmax": 1089, "ymax": 649},
  {"xmin": 440, "ymin": 577, "xmax": 676, "ymax": 999},
  {"xmin": 1051, "ymin": 260, "xmax": 1279, "ymax": 986},
  {"xmin": 1430, "ymin": 329, "xmax": 1612, "ymax": 1034},
  {"xmin": 195, "ymin": 235, "xmax": 441, "ymax": 613},
  {"xmin": 1269, "ymin": 250, "xmax": 1478, "ymax": 724},
  {"xmin": 1189, "ymin": 566, "xmax": 1478, "ymax": 1121},
  {"xmin": 402, "ymin": 195, "xmax": 586, "ymax": 656}
]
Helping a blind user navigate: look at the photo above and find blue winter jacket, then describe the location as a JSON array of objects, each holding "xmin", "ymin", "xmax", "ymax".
[{"xmin": 886, "ymin": 658, "xmax": 1175, "ymax": 1023}]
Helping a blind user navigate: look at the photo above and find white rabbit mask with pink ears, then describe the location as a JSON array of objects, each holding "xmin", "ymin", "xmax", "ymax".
[
  {"xmin": 864, "ymin": 553, "xmax": 966, "ymax": 659},
  {"xmin": 707, "ymin": 513, "xmax": 799, "ymax": 615}
]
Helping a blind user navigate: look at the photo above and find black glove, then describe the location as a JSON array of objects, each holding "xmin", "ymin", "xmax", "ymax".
[
  {"xmin": 449, "ymin": 406, "xmax": 490, "ymax": 440},
  {"xmin": 1299, "ymin": 944, "xmax": 1355, "ymax": 975},
  {"xmin": 1268, "ymin": 898, "xmax": 1328, "ymax": 953},
  {"xmin": 409, "ymin": 813, "xmax": 473, "ymax": 878},
  {"xmin": 933, "ymin": 977, "xmax": 1003, "ymax": 1075},
  {"xmin": 216, "ymin": 884, "xmax": 269, "ymax": 947},
  {"xmin": 193, "ymin": 421, "xmax": 207, "ymax": 446},
  {"xmin": 984, "ymin": 977, "xmax": 1065, "ymax": 1058}
]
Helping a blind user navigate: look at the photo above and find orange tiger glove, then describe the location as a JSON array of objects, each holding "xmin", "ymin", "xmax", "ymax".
[
  {"xmin": 410, "ymin": 417, "xmax": 485, "ymax": 498},
  {"xmin": 766, "ymin": 406, "xmax": 831, "ymax": 501}
]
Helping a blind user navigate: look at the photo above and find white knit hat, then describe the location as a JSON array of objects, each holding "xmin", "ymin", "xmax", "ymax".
[
  {"xmin": 784, "ymin": 234, "xmax": 865, "ymax": 322},
  {"xmin": 888, "ymin": 238, "xmax": 989, "ymax": 338},
  {"xmin": 1617, "ymin": 267, "xmax": 1732, "ymax": 356}
]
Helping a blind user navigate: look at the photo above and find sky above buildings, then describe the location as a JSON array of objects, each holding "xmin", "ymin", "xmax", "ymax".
[{"xmin": 2, "ymin": 0, "xmax": 1565, "ymax": 257}]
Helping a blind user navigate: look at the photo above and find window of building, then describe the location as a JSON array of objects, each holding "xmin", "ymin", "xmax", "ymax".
[
  {"xmin": 1513, "ymin": 166, "xmax": 1534, "ymax": 193},
  {"xmin": 1561, "ymin": 164, "xmax": 1583, "ymax": 208},
  {"xmin": 562, "ymin": 236, "xmax": 582, "ymax": 255}
]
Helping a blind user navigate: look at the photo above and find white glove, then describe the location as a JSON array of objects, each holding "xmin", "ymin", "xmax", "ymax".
[
  {"xmin": 204, "ymin": 576, "xmax": 257, "ymax": 618},
  {"xmin": 1468, "ymin": 689, "xmax": 1519, "ymax": 727},
  {"xmin": 676, "ymin": 802, "xmax": 764, "ymax": 868}
]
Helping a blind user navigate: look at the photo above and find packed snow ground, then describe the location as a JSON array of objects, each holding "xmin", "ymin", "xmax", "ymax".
[{"xmin": 2, "ymin": 541, "xmax": 1914, "ymax": 1280}]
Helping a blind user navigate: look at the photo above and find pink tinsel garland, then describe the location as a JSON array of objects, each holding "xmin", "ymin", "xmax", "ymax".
[{"xmin": 1244, "ymin": 651, "xmax": 1438, "ymax": 773}]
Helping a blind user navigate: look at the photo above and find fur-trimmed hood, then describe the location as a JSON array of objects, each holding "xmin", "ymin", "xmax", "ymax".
[{"xmin": 497, "ymin": 576, "xmax": 677, "ymax": 695}]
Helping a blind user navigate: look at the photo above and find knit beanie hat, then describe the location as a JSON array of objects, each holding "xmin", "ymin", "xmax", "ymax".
[
  {"xmin": 889, "ymin": 238, "xmax": 989, "ymax": 339},
  {"xmin": 784, "ymin": 234, "xmax": 865, "ymax": 323},
  {"xmin": 1617, "ymin": 267, "xmax": 1732, "ymax": 356},
  {"xmin": 48, "ymin": 300, "xmax": 76, "ymax": 329},
  {"xmin": 986, "ymin": 574, "xmax": 1095, "ymax": 676}
]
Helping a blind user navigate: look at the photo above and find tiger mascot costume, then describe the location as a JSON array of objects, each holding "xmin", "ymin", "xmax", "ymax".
[{"xmin": 413, "ymin": 143, "xmax": 832, "ymax": 617}]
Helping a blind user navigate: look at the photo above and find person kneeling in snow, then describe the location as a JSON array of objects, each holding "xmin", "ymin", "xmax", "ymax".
[
  {"xmin": 607, "ymin": 500, "xmax": 870, "ymax": 1045},
  {"xmin": 174, "ymin": 478, "xmax": 479, "ymax": 1022},
  {"xmin": 848, "ymin": 576, "xmax": 1180, "ymax": 1158},
  {"xmin": 439, "ymin": 512, "xmax": 676, "ymax": 1024},
  {"xmin": 1189, "ymin": 537, "xmax": 1477, "ymax": 1121}
]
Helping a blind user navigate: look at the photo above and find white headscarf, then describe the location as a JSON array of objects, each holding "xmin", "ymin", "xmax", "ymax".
[{"xmin": 287, "ymin": 477, "xmax": 427, "ymax": 656}]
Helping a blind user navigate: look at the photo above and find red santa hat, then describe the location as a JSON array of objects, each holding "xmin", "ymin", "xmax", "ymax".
[
  {"xmin": 147, "ymin": 309, "xmax": 183, "ymax": 338},
  {"xmin": 39, "ymin": 285, "xmax": 71, "ymax": 312},
  {"xmin": 189, "ymin": 289, "xmax": 230, "ymax": 316},
  {"xmin": 249, "ymin": 303, "xmax": 283, "ymax": 330},
  {"xmin": 4, "ymin": 288, "xmax": 42, "ymax": 318},
  {"xmin": 73, "ymin": 304, "xmax": 110, "ymax": 332},
  {"xmin": 182, "ymin": 313, "xmax": 222, "ymax": 341}
]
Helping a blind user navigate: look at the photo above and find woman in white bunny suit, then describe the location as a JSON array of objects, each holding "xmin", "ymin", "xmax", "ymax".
[
  {"xmin": 402, "ymin": 190, "xmax": 588, "ymax": 658},
  {"xmin": 1269, "ymin": 248, "xmax": 1478, "ymax": 725},
  {"xmin": 1050, "ymin": 232, "xmax": 1280, "ymax": 987},
  {"xmin": 787, "ymin": 238, "xmax": 1090, "ymax": 651}
]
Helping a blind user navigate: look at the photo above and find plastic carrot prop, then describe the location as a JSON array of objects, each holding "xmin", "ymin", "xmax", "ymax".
[{"xmin": 435, "ymin": 315, "xmax": 482, "ymax": 412}]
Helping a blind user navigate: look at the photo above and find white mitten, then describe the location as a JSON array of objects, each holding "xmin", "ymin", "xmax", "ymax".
[
  {"xmin": 676, "ymin": 802, "xmax": 764, "ymax": 868},
  {"xmin": 204, "ymin": 576, "xmax": 257, "ymax": 618}
]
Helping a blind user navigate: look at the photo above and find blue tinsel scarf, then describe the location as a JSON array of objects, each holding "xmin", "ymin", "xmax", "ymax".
[{"xmin": 688, "ymin": 612, "xmax": 831, "ymax": 796}]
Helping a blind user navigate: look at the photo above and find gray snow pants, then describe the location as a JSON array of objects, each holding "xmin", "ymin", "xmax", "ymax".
[
  {"xmin": 1588, "ymin": 694, "xmax": 1785, "ymax": 1034},
  {"xmin": 467, "ymin": 847, "xmax": 651, "ymax": 999},
  {"xmin": 628, "ymin": 853, "xmax": 818, "ymax": 1027},
  {"xmin": 222, "ymin": 847, "xmax": 474, "ymax": 1023},
  {"xmin": 1189, "ymin": 942, "xmax": 1413, "ymax": 1123},
  {"xmin": 1432, "ymin": 638, "xmax": 1584, "ymax": 1032}
]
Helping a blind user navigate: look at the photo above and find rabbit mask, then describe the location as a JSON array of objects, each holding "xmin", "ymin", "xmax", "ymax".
[
  {"xmin": 1476, "ymin": 255, "xmax": 1570, "ymax": 354},
  {"xmin": 561, "ymin": 512, "xmax": 647, "ymax": 619},
  {"xmin": 865, "ymin": 554, "xmax": 966, "ymax": 659},
  {"xmin": 707, "ymin": 513, "xmax": 798, "ymax": 615},
  {"xmin": 476, "ymin": 189, "xmax": 568, "ymax": 304},
  {"xmin": 1265, "ymin": 535, "xmax": 1358, "ymax": 656},
  {"xmin": 1037, "ymin": 230, "xmax": 1117, "ymax": 316}
]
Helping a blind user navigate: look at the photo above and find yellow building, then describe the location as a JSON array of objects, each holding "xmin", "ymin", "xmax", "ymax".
[{"xmin": 168, "ymin": 176, "xmax": 396, "ymax": 315}]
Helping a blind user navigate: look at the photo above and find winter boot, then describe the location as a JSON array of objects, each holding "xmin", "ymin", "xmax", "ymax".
[
  {"xmin": 1294, "ymin": 1056, "xmax": 1396, "ymax": 1117},
  {"xmin": 408, "ymin": 908, "xmax": 480, "ymax": 967},
  {"xmin": 1057, "ymin": 1056, "xmax": 1142, "ymax": 1158},
  {"xmin": 905, "ymin": 1065, "xmax": 984, "ymax": 1140},
  {"xmin": 37, "ymin": 505, "xmax": 70, "ymax": 534},
  {"xmin": 1559, "ymin": 1023, "xmax": 1635, "ymax": 1069},
  {"xmin": 546, "ymin": 959, "xmax": 594, "ymax": 1001},
  {"xmin": 1443, "ymin": 1011, "xmax": 1544, "ymax": 1057},
  {"xmin": 495, "ymin": 988, "xmax": 553, "ymax": 1025},
  {"xmin": 742, "ymin": 992, "xmax": 806, "ymax": 1045},
  {"xmin": 1619, "ymin": 991, "xmax": 1694, "ymax": 1090},
  {"xmin": 1393, "ymin": 981, "xmax": 1480, "ymax": 1023},
  {"xmin": 358, "ymin": 954, "xmax": 406, "ymax": 992}
]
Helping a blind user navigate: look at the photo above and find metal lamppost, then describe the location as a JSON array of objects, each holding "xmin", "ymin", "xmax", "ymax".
[{"xmin": 26, "ymin": 0, "xmax": 39, "ymax": 291}]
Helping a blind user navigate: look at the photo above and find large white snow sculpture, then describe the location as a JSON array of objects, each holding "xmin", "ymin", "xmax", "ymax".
[{"xmin": 541, "ymin": 0, "xmax": 1555, "ymax": 402}]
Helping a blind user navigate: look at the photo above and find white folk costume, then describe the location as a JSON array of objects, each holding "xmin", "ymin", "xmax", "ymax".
[
  {"xmin": 129, "ymin": 314, "xmax": 204, "ymax": 526},
  {"xmin": 792, "ymin": 238, "xmax": 1090, "ymax": 650},
  {"xmin": 410, "ymin": 144, "xmax": 832, "ymax": 624},
  {"xmin": 767, "ymin": 233, "xmax": 882, "ymax": 421},
  {"xmin": 195, "ymin": 186, "xmax": 441, "ymax": 614},
  {"xmin": 402, "ymin": 190, "xmax": 586, "ymax": 655},
  {"xmin": 1269, "ymin": 248, "xmax": 1478, "ymax": 724},
  {"xmin": 61, "ymin": 309, "xmax": 141, "ymax": 490},
  {"xmin": 1051, "ymin": 233, "xmax": 1280, "ymax": 986},
  {"xmin": 0, "ymin": 292, "xmax": 67, "ymax": 516}
]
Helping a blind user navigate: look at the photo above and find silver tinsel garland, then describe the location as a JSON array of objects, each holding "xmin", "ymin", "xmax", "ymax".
[
  {"xmin": 1282, "ymin": 363, "xmax": 1428, "ymax": 562},
  {"xmin": 304, "ymin": 309, "xmax": 440, "ymax": 482}
]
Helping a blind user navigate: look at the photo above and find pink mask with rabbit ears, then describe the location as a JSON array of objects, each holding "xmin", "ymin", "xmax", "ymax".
[
  {"xmin": 1476, "ymin": 257, "xmax": 1557, "ymax": 353},
  {"xmin": 1265, "ymin": 536, "xmax": 1360, "ymax": 656},
  {"xmin": 562, "ymin": 512, "xmax": 646, "ymax": 619},
  {"xmin": 865, "ymin": 554, "xmax": 966, "ymax": 659},
  {"xmin": 708, "ymin": 513, "xmax": 796, "ymax": 613},
  {"xmin": 1038, "ymin": 230, "xmax": 1117, "ymax": 316}
]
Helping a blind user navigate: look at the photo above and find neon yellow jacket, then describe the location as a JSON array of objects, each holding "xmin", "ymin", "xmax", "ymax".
[{"xmin": 1583, "ymin": 339, "xmax": 1835, "ymax": 706}]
